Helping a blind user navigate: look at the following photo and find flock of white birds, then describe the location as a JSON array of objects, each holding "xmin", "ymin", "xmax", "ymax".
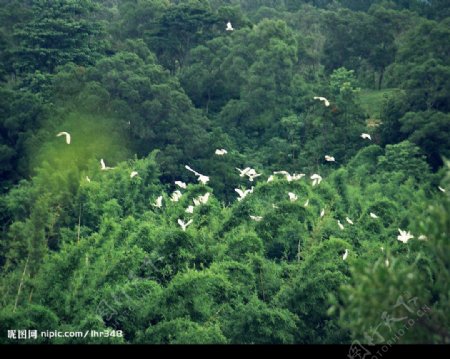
[{"xmin": 55, "ymin": 92, "xmax": 445, "ymax": 262}]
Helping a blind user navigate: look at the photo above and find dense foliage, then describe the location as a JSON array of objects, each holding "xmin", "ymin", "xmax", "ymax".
[{"xmin": 0, "ymin": 0, "xmax": 448, "ymax": 344}]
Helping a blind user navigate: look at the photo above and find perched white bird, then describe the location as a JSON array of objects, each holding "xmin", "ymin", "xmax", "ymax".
[
  {"xmin": 57, "ymin": 131, "xmax": 71, "ymax": 144},
  {"xmin": 272, "ymin": 204, "xmax": 279, "ymax": 209},
  {"xmin": 369, "ymin": 212, "xmax": 379, "ymax": 219},
  {"xmin": 236, "ymin": 167, "xmax": 251, "ymax": 177},
  {"xmin": 337, "ymin": 220, "xmax": 345, "ymax": 230},
  {"xmin": 235, "ymin": 187, "xmax": 253, "ymax": 201},
  {"xmin": 325, "ymin": 155, "xmax": 335, "ymax": 162},
  {"xmin": 385, "ymin": 259, "xmax": 389, "ymax": 267},
  {"xmin": 185, "ymin": 205, "xmax": 194, "ymax": 214},
  {"xmin": 361, "ymin": 133, "xmax": 372, "ymax": 140},
  {"xmin": 304, "ymin": 199, "xmax": 309, "ymax": 207},
  {"xmin": 197, "ymin": 193, "xmax": 210, "ymax": 205},
  {"xmin": 418, "ymin": 235, "xmax": 428, "ymax": 241},
  {"xmin": 397, "ymin": 229, "xmax": 414, "ymax": 243},
  {"xmin": 381, "ymin": 246, "xmax": 384, "ymax": 252},
  {"xmin": 345, "ymin": 217, "xmax": 354, "ymax": 225},
  {"xmin": 153, "ymin": 196, "xmax": 163, "ymax": 208},
  {"xmin": 215, "ymin": 149, "xmax": 228, "ymax": 156},
  {"xmin": 100, "ymin": 159, "xmax": 114, "ymax": 170},
  {"xmin": 249, "ymin": 215, "xmax": 263, "ymax": 222},
  {"xmin": 175, "ymin": 181, "xmax": 187, "ymax": 189},
  {"xmin": 170, "ymin": 190, "xmax": 182, "ymax": 202},
  {"xmin": 320, "ymin": 209, "xmax": 325, "ymax": 218},
  {"xmin": 438, "ymin": 186, "xmax": 446, "ymax": 193},
  {"xmin": 85, "ymin": 176, "xmax": 91, "ymax": 183},
  {"xmin": 178, "ymin": 219, "xmax": 193, "ymax": 231},
  {"xmin": 343, "ymin": 249, "xmax": 348, "ymax": 261},
  {"xmin": 288, "ymin": 192, "xmax": 298, "ymax": 202},
  {"xmin": 226, "ymin": 21, "xmax": 234, "ymax": 31},
  {"xmin": 311, "ymin": 174, "xmax": 322, "ymax": 186},
  {"xmin": 313, "ymin": 96, "xmax": 330, "ymax": 107},
  {"xmin": 267, "ymin": 175, "xmax": 274, "ymax": 182},
  {"xmin": 130, "ymin": 171, "xmax": 138, "ymax": 178}
]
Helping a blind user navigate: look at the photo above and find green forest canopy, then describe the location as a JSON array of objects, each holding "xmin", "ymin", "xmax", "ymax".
[{"xmin": 0, "ymin": 0, "xmax": 449, "ymax": 344}]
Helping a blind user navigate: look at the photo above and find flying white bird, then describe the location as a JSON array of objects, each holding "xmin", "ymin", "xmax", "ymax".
[
  {"xmin": 438, "ymin": 186, "xmax": 446, "ymax": 193},
  {"xmin": 215, "ymin": 149, "xmax": 228, "ymax": 156},
  {"xmin": 57, "ymin": 131, "xmax": 71, "ymax": 144},
  {"xmin": 361, "ymin": 133, "xmax": 372, "ymax": 140},
  {"xmin": 345, "ymin": 217, "xmax": 354, "ymax": 225},
  {"xmin": 226, "ymin": 21, "xmax": 234, "ymax": 31},
  {"xmin": 185, "ymin": 205, "xmax": 194, "ymax": 214},
  {"xmin": 397, "ymin": 229, "xmax": 414, "ymax": 243},
  {"xmin": 100, "ymin": 159, "xmax": 114, "ymax": 171},
  {"xmin": 311, "ymin": 174, "xmax": 322, "ymax": 186},
  {"xmin": 153, "ymin": 196, "xmax": 163, "ymax": 208},
  {"xmin": 288, "ymin": 192, "xmax": 298, "ymax": 202},
  {"xmin": 175, "ymin": 181, "xmax": 187, "ymax": 189},
  {"xmin": 249, "ymin": 215, "xmax": 263, "ymax": 222},
  {"xmin": 246, "ymin": 168, "xmax": 261, "ymax": 182},
  {"xmin": 370, "ymin": 212, "xmax": 379, "ymax": 219},
  {"xmin": 337, "ymin": 220, "xmax": 345, "ymax": 230},
  {"xmin": 178, "ymin": 219, "xmax": 193, "ymax": 231},
  {"xmin": 291, "ymin": 173, "xmax": 305, "ymax": 181},
  {"xmin": 236, "ymin": 167, "xmax": 251, "ymax": 177},
  {"xmin": 325, "ymin": 155, "xmax": 335, "ymax": 162},
  {"xmin": 320, "ymin": 209, "xmax": 325, "ymax": 218},
  {"xmin": 185, "ymin": 165, "xmax": 209, "ymax": 185},
  {"xmin": 85, "ymin": 176, "xmax": 91, "ymax": 183},
  {"xmin": 313, "ymin": 96, "xmax": 330, "ymax": 107},
  {"xmin": 235, "ymin": 187, "xmax": 253, "ymax": 201},
  {"xmin": 170, "ymin": 190, "xmax": 182, "ymax": 202},
  {"xmin": 304, "ymin": 199, "xmax": 309, "ymax": 207},
  {"xmin": 343, "ymin": 249, "xmax": 348, "ymax": 261},
  {"xmin": 130, "ymin": 171, "xmax": 138, "ymax": 178}
]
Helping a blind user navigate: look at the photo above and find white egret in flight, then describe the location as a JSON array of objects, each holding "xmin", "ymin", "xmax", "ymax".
[
  {"xmin": 235, "ymin": 187, "xmax": 253, "ymax": 201},
  {"xmin": 178, "ymin": 219, "xmax": 193, "ymax": 231},
  {"xmin": 343, "ymin": 249, "xmax": 348, "ymax": 261},
  {"xmin": 361, "ymin": 133, "xmax": 372, "ymax": 140},
  {"xmin": 57, "ymin": 132, "xmax": 71, "ymax": 144},
  {"xmin": 175, "ymin": 181, "xmax": 187, "ymax": 189},
  {"xmin": 215, "ymin": 149, "xmax": 228, "ymax": 155},
  {"xmin": 313, "ymin": 96, "xmax": 330, "ymax": 107},
  {"xmin": 397, "ymin": 229, "xmax": 414, "ymax": 243},
  {"xmin": 311, "ymin": 174, "xmax": 322, "ymax": 186},
  {"xmin": 236, "ymin": 167, "xmax": 251, "ymax": 177},
  {"xmin": 185, "ymin": 165, "xmax": 209, "ymax": 185}
]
